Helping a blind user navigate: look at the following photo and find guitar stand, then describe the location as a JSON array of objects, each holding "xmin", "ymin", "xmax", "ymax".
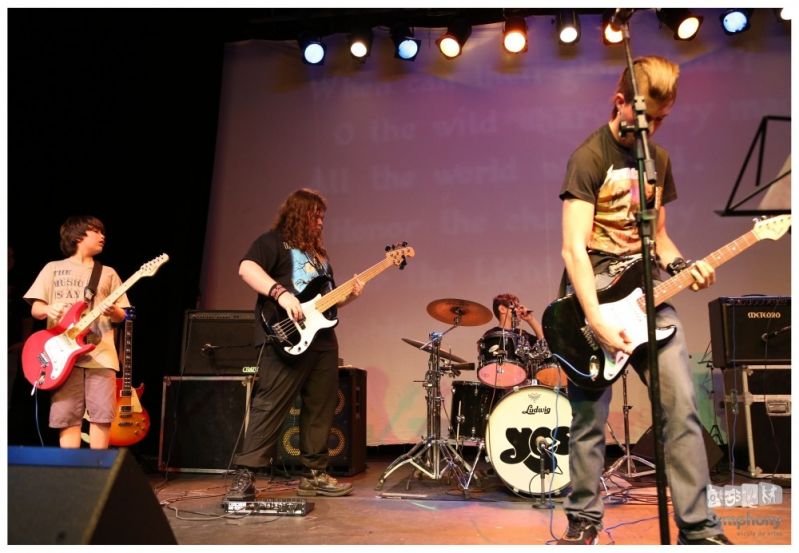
[
  {"xmin": 603, "ymin": 368, "xmax": 655, "ymax": 480},
  {"xmin": 375, "ymin": 324, "xmax": 477, "ymax": 493}
]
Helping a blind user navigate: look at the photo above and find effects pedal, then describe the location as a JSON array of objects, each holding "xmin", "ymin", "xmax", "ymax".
[{"xmin": 222, "ymin": 497, "xmax": 315, "ymax": 516}]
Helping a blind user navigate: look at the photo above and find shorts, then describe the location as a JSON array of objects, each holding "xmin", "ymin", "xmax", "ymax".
[{"xmin": 49, "ymin": 366, "xmax": 117, "ymax": 428}]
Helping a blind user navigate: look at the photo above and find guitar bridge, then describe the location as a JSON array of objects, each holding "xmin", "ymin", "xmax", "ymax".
[{"xmin": 580, "ymin": 326, "xmax": 600, "ymax": 352}]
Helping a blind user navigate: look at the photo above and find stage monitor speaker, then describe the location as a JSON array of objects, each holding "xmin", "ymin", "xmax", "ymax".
[
  {"xmin": 276, "ymin": 367, "xmax": 367, "ymax": 476},
  {"xmin": 159, "ymin": 375, "xmax": 254, "ymax": 473},
  {"xmin": 708, "ymin": 296, "xmax": 791, "ymax": 368},
  {"xmin": 180, "ymin": 310, "xmax": 260, "ymax": 375},
  {"xmin": 8, "ymin": 446, "xmax": 176, "ymax": 545},
  {"xmin": 633, "ymin": 424, "xmax": 724, "ymax": 472}
]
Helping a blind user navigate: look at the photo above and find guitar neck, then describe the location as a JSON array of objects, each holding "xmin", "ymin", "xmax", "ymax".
[
  {"xmin": 648, "ymin": 228, "xmax": 760, "ymax": 308},
  {"xmin": 121, "ymin": 318, "xmax": 133, "ymax": 396},
  {"xmin": 315, "ymin": 257, "xmax": 395, "ymax": 312},
  {"xmin": 75, "ymin": 271, "xmax": 143, "ymax": 333}
]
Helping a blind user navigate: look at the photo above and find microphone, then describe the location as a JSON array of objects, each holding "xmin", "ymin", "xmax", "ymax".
[
  {"xmin": 761, "ymin": 325, "xmax": 790, "ymax": 342},
  {"xmin": 535, "ymin": 436, "xmax": 552, "ymax": 451},
  {"xmin": 610, "ymin": 8, "xmax": 636, "ymax": 30},
  {"xmin": 200, "ymin": 343, "xmax": 220, "ymax": 356}
]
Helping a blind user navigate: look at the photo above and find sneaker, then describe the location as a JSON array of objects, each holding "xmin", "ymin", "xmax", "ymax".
[
  {"xmin": 297, "ymin": 469, "xmax": 353, "ymax": 497},
  {"xmin": 225, "ymin": 467, "xmax": 256, "ymax": 501},
  {"xmin": 557, "ymin": 517, "xmax": 599, "ymax": 545},
  {"xmin": 677, "ymin": 533, "xmax": 733, "ymax": 545}
]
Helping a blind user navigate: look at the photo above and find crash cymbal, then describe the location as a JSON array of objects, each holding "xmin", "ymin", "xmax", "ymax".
[
  {"xmin": 426, "ymin": 298, "xmax": 492, "ymax": 327},
  {"xmin": 401, "ymin": 337, "xmax": 467, "ymax": 364}
]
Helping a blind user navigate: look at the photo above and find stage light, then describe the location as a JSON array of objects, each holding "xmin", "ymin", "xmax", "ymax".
[
  {"xmin": 720, "ymin": 9, "xmax": 752, "ymax": 35},
  {"xmin": 436, "ymin": 19, "xmax": 471, "ymax": 59},
  {"xmin": 390, "ymin": 24, "xmax": 420, "ymax": 61},
  {"xmin": 298, "ymin": 35, "xmax": 326, "ymax": 65},
  {"xmin": 502, "ymin": 16, "xmax": 528, "ymax": 54},
  {"xmin": 601, "ymin": 10, "xmax": 623, "ymax": 45},
  {"xmin": 349, "ymin": 27, "xmax": 373, "ymax": 61},
  {"xmin": 556, "ymin": 9, "xmax": 581, "ymax": 44},
  {"xmin": 775, "ymin": 8, "xmax": 791, "ymax": 21},
  {"xmin": 657, "ymin": 9, "xmax": 703, "ymax": 40}
]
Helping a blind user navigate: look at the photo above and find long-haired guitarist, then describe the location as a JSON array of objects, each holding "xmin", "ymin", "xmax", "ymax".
[
  {"xmin": 23, "ymin": 215, "xmax": 130, "ymax": 449},
  {"xmin": 555, "ymin": 57, "xmax": 729, "ymax": 545},
  {"xmin": 226, "ymin": 188, "xmax": 363, "ymax": 501}
]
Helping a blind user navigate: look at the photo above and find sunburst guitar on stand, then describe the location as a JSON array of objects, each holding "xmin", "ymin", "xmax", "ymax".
[
  {"xmin": 22, "ymin": 254, "xmax": 168, "ymax": 391},
  {"xmin": 261, "ymin": 243, "xmax": 415, "ymax": 357},
  {"xmin": 542, "ymin": 215, "xmax": 791, "ymax": 391}
]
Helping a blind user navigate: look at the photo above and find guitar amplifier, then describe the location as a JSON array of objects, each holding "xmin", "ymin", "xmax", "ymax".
[
  {"xmin": 708, "ymin": 296, "xmax": 791, "ymax": 368},
  {"xmin": 180, "ymin": 310, "xmax": 260, "ymax": 375}
]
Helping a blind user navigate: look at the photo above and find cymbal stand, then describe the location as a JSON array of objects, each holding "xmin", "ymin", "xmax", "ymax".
[
  {"xmin": 375, "ymin": 318, "xmax": 476, "ymax": 492},
  {"xmin": 604, "ymin": 368, "xmax": 655, "ymax": 480}
]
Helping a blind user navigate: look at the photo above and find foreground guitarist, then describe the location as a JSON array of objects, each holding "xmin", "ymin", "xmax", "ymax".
[
  {"xmin": 24, "ymin": 215, "xmax": 130, "ymax": 449},
  {"xmin": 555, "ymin": 57, "xmax": 729, "ymax": 545},
  {"xmin": 226, "ymin": 188, "xmax": 363, "ymax": 501}
]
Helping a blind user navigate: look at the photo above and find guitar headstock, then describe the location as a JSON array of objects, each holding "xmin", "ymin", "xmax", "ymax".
[
  {"xmin": 385, "ymin": 242, "xmax": 415, "ymax": 270},
  {"xmin": 753, "ymin": 215, "xmax": 792, "ymax": 242},
  {"xmin": 139, "ymin": 253, "xmax": 169, "ymax": 277},
  {"xmin": 123, "ymin": 306, "xmax": 137, "ymax": 321}
]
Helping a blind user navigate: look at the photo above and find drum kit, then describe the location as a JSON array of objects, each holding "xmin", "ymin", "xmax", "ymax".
[{"xmin": 375, "ymin": 297, "xmax": 572, "ymax": 501}]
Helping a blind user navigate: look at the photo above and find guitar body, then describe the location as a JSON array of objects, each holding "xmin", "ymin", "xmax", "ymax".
[
  {"xmin": 109, "ymin": 380, "xmax": 150, "ymax": 446},
  {"xmin": 21, "ymin": 301, "xmax": 95, "ymax": 390},
  {"xmin": 542, "ymin": 259, "xmax": 676, "ymax": 391},
  {"xmin": 260, "ymin": 275, "xmax": 338, "ymax": 358}
]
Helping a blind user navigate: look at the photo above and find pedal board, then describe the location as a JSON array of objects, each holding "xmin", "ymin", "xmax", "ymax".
[{"xmin": 222, "ymin": 498, "xmax": 315, "ymax": 516}]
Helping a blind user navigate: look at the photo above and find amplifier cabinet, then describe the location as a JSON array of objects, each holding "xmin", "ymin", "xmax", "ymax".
[
  {"xmin": 158, "ymin": 376, "xmax": 254, "ymax": 474},
  {"xmin": 180, "ymin": 310, "xmax": 260, "ymax": 376},
  {"xmin": 723, "ymin": 367, "xmax": 791, "ymax": 478},
  {"xmin": 709, "ymin": 296, "xmax": 790, "ymax": 368}
]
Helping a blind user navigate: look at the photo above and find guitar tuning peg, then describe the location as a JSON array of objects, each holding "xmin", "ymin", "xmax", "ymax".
[
  {"xmin": 402, "ymin": 241, "xmax": 408, "ymax": 247},
  {"xmin": 385, "ymin": 245, "xmax": 391, "ymax": 252}
]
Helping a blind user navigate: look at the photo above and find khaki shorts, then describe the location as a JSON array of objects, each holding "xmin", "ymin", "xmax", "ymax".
[{"xmin": 49, "ymin": 366, "xmax": 116, "ymax": 428}]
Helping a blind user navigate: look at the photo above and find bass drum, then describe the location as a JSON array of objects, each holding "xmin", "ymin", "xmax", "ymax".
[{"xmin": 485, "ymin": 385, "xmax": 572, "ymax": 496}]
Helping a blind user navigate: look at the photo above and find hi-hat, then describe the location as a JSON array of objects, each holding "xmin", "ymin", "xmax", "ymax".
[
  {"xmin": 426, "ymin": 298, "xmax": 492, "ymax": 327},
  {"xmin": 401, "ymin": 337, "xmax": 467, "ymax": 364}
]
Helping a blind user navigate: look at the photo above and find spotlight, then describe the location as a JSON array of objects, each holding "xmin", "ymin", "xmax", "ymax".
[
  {"xmin": 601, "ymin": 10, "xmax": 623, "ymax": 45},
  {"xmin": 775, "ymin": 8, "xmax": 791, "ymax": 21},
  {"xmin": 502, "ymin": 16, "xmax": 528, "ymax": 54},
  {"xmin": 349, "ymin": 27, "xmax": 373, "ymax": 61},
  {"xmin": 720, "ymin": 9, "xmax": 752, "ymax": 35},
  {"xmin": 391, "ymin": 24, "xmax": 421, "ymax": 61},
  {"xmin": 656, "ymin": 9, "xmax": 703, "ymax": 40},
  {"xmin": 556, "ymin": 9, "xmax": 581, "ymax": 45},
  {"xmin": 298, "ymin": 34, "xmax": 326, "ymax": 65},
  {"xmin": 436, "ymin": 19, "xmax": 471, "ymax": 59}
]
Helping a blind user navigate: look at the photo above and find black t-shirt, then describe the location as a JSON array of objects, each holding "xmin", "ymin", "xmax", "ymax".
[
  {"xmin": 560, "ymin": 123, "xmax": 677, "ymax": 279},
  {"xmin": 242, "ymin": 229, "xmax": 337, "ymax": 351}
]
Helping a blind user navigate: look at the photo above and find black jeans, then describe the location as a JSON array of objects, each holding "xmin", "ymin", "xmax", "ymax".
[{"xmin": 234, "ymin": 345, "xmax": 339, "ymax": 471}]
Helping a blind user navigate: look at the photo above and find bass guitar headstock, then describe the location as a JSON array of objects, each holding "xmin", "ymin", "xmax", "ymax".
[{"xmin": 385, "ymin": 242, "xmax": 415, "ymax": 270}]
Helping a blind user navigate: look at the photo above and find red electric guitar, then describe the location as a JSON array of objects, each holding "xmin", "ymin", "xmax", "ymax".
[{"xmin": 22, "ymin": 254, "xmax": 168, "ymax": 391}]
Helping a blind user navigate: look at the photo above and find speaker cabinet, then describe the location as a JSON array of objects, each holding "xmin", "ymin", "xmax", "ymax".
[
  {"xmin": 276, "ymin": 367, "xmax": 367, "ymax": 476},
  {"xmin": 722, "ymin": 367, "xmax": 791, "ymax": 477},
  {"xmin": 708, "ymin": 296, "xmax": 791, "ymax": 368},
  {"xmin": 8, "ymin": 447, "xmax": 176, "ymax": 545},
  {"xmin": 180, "ymin": 310, "xmax": 260, "ymax": 375},
  {"xmin": 633, "ymin": 424, "xmax": 724, "ymax": 471},
  {"xmin": 158, "ymin": 376, "xmax": 254, "ymax": 473}
]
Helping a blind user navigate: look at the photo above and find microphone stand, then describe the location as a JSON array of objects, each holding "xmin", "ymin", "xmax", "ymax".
[{"xmin": 616, "ymin": 19, "xmax": 670, "ymax": 545}]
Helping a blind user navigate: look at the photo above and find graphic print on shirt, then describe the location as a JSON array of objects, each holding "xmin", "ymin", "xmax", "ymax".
[
  {"xmin": 290, "ymin": 249, "xmax": 331, "ymax": 295},
  {"xmin": 589, "ymin": 165, "xmax": 657, "ymax": 257}
]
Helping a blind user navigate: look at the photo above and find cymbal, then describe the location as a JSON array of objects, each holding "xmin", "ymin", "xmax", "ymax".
[
  {"xmin": 401, "ymin": 337, "xmax": 467, "ymax": 364},
  {"xmin": 426, "ymin": 298, "xmax": 492, "ymax": 327}
]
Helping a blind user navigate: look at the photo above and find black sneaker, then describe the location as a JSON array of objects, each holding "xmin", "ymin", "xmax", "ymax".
[
  {"xmin": 677, "ymin": 533, "xmax": 733, "ymax": 545},
  {"xmin": 225, "ymin": 467, "xmax": 256, "ymax": 501},
  {"xmin": 557, "ymin": 517, "xmax": 599, "ymax": 545},
  {"xmin": 297, "ymin": 469, "xmax": 353, "ymax": 497}
]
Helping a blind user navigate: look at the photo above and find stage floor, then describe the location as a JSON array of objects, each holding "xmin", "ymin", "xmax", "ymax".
[{"xmin": 150, "ymin": 449, "xmax": 791, "ymax": 545}]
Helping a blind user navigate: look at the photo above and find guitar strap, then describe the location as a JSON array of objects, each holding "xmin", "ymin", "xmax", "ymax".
[{"xmin": 84, "ymin": 261, "xmax": 103, "ymax": 306}]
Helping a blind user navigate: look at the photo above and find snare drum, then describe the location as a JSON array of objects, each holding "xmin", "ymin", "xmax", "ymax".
[
  {"xmin": 485, "ymin": 385, "xmax": 572, "ymax": 496},
  {"xmin": 477, "ymin": 330, "xmax": 529, "ymax": 388},
  {"xmin": 449, "ymin": 381, "xmax": 497, "ymax": 442}
]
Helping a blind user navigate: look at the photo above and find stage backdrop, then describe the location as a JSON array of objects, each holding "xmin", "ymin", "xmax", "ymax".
[{"xmin": 200, "ymin": 12, "xmax": 790, "ymax": 445}]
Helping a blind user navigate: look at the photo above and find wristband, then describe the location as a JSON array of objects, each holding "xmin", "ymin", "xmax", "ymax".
[
  {"xmin": 269, "ymin": 283, "xmax": 287, "ymax": 300},
  {"xmin": 268, "ymin": 282, "xmax": 280, "ymax": 296}
]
